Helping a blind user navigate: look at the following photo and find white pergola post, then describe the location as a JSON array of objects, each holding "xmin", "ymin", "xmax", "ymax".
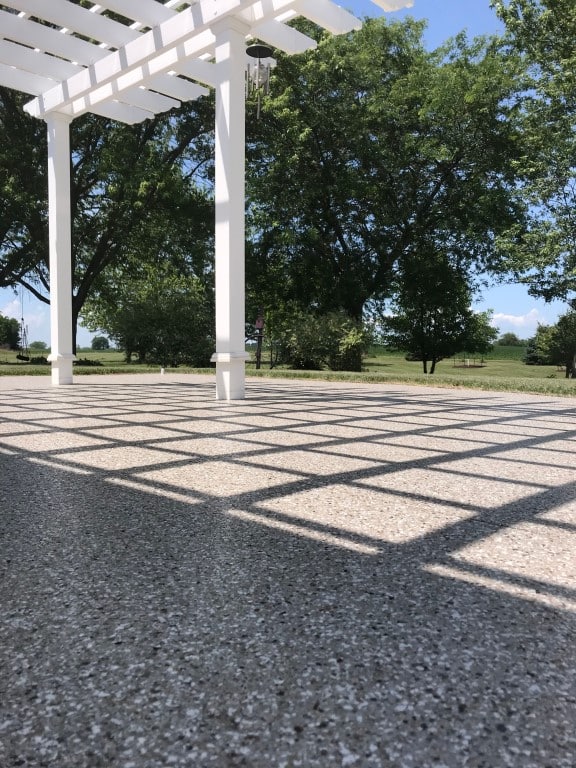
[
  {"xmin": 210, "ymin": 18, "xmax": 250, "ymax": 400},
  {"xmin": 46, "ymin": 113, "xmax": 76, "ymax": 386}
]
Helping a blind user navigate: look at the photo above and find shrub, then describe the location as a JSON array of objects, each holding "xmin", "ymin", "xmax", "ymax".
[
  {"xmin": 277, "ymin": 311, "xmax": 367, "ymax": 372},
  {"xmin": 73, "ymin": 358, "xmax": 103, "ymax": 367}
]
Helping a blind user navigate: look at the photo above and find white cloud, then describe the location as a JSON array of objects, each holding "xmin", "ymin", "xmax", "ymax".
[
  {"xmin": 492, "ymin": 308, "xmax": 541, "ymax": 329},
  {"xmin": 372, "ymin": 0, "xmax": 414, "ymax": 9},
  {"xmin": 24, "ymin": 307, "xmax": 50, "ymax": 337},
  {"xmin": 1, "ymin": 297, "xmax": 21, "ymax": 320},
  {"xmin": 489, "ymin": 308, "xmax": 561, "ymax": 338},
  {"xmin": 1, "ymin": 295, "xmax": 50, "ymax": 344}
]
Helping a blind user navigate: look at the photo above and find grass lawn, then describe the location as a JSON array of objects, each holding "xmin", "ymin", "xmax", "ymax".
[
  {"xmin": 248, "ymin": 347, "xmax": 575, "ymax": 397},
  {"xmin": 1, "ymin": 346, "xmax": 574, "ymax": 397},
  {"xmin": 0, "ymin": 349, "xmax": 191, "ymax": 376},
  {"xmin": 363, "ymin": 348, "xmax": 561, "ymax": 379}
]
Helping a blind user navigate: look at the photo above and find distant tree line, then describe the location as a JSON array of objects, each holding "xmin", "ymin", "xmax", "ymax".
[{"xmin": 495, "ymin": 333, "xmax": 527, "ymax": 347}]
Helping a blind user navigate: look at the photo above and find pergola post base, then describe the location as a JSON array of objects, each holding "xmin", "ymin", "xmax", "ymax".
[
  {"xmin": 48, "ymin": 354, "xmax": 75, "ymax": 386},
  {"xmin": 211, "ymin": 353, "xmax": 250, "ymax": 400}
]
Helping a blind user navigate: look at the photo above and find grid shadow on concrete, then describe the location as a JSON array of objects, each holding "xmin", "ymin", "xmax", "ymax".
[{"xmin": 0, "ymin": 374, "xmax": 575, "ymax": 767}]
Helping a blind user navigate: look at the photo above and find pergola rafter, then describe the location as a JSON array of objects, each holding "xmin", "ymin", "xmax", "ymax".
[
  {"xmin": 0, "ymin": 0, "xmax": 412, "ymax": 395},
  {"xmin": 1, "ymin": 0, "xmax": 365, "ymax": 122}
]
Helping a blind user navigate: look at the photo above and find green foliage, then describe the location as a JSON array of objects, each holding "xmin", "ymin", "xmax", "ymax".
[
  {"xmin": 73, "ymin": 357, "xmax": 103, "ymax": 367},
  {"xmin": 246, "ymin": 18, "xmax": 526, "ymax": 323},
  {"xmin": 523, "ymin": 313, "xmax": 576, "ymax": 375},
  {"xmin": 547, "ymin": 310, "xmax": 576, "ymax": 377},
  {"xmin": 493, "ymin": 0, "xmax": 576, "ymax": 305},
  {"xmin": 1, "ymin": 346, "xmax": 573, "ymax": 396},
  {"xmin": 0, "ymin": 14, "xmax": 551, "ymax": 368},
  {"xmin": 0, "ymin": 90, "xmax": 47, "ymax": 290},
  {"xmin": 82, "ymin": 265, "xmax": 214, "ymax": 368},
  {"xmin": 91, "ymin": 336, "xmax": 110, "ymax": 350},
  {"xmin": 0, "ymin": 313, "xmax": 20, "ymax": 350},
  {"xmin": 464, "ymin": 311, "xmax": 500, "ymax": 355},
  {"xmin": 330, "ymin": 321, "xmax": 367, "ymax": 372},
  {"xmin": 488, "ymin": 344, "xmax": 527, "ymax": 361},
  {"xmin": 523, "ymin": 324, "xmax": 555, "ymax": 365},
  {"xmin": 496, "ymin": 332, "xmax": 526, "ymax": 346},
  {"xmin": 379, "ymin": 249, "xmax": 497, "ymax": 373},
  {"xmin": 265, "ymin": 310, "xmax": 367, "ymax": 372},
  {"xmin": 493, "ymin": 0, "xmax": 576, "ymax": 98},
  {"xmin": 29, "ymin": 340, "xmax": 48, "ymax": 350}
]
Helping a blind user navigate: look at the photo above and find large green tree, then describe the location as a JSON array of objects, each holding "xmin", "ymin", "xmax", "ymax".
[
  {"xmin": 523, "ymin": 312, "xmax": 576, "ymax": 377},
  {"xmin": 246, "ymin": 18, "xmax": 526, "ymax": 325},
  {"xmin": 379, "ymin": 248, "xmax": 497, "ymax": 373},
  {"xmin": 82, "ymin": 262, "xmax": 214, "ymax": 367},
  {"xmin": 493, "ymin": 0, "xmax": 576, "ymax": 305},
  {"xmin": 0, "ymin": 90, "xmax": 46, "ymax": 288},
  {"xmin": 0, "ymin": 87, "xmax": 214, "ymax": 351},
  {"xmin": 549, "ymin": 310, "xmax": 576, "ymax": 378}
]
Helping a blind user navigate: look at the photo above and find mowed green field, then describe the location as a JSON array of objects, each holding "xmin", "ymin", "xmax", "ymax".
[
  {"xmin": 363, "ymin": 347, "xmax": 559, "ymax": 379},
  {"xmin": 1, "ymin": 346, "xmax": 574, "ymax": 396}
]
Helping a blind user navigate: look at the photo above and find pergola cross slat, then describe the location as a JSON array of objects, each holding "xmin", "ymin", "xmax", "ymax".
[
  {"xmin": 0, "ymin": 0, "xmax": 412, "ymax": 396},
  {"xmin": 0, "ymin": 10, "xmax": 105, "ymax": 68},
  {"xmin": 0, "ymin": 38, "xmax": 82, "ymax": 83},
  {"xmin": 91, "ymin": 0, "xmax": 177, "ymax": 29},
  {"xmin": 2, "ymin": 0, "xmax": 141, "ymax": 49}
]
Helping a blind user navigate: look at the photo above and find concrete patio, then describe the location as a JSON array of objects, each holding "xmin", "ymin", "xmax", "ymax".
[{"xmin": 0, "ymin": 374, "xmax": 575, "ymax": 767}]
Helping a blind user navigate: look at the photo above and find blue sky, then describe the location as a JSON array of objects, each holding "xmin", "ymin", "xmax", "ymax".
[{"xmin": 0, "ymin": 0, "xmax": 567, "ymax": 345}]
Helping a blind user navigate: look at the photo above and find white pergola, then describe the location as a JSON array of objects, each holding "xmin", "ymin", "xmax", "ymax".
[{"xmin": 0, "ymin": 0, "xmax": 411, "ymax": 398}]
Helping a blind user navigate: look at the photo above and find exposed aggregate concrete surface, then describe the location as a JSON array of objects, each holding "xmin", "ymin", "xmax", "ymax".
[{"xmin": 0, "ymin": 373, "xmax": 575, "ymax": 768}]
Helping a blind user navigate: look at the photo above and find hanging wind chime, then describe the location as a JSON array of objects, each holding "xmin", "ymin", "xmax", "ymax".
[{"xmin": 246, "ymin": 42, "xmax": 275, "ymax": 118}]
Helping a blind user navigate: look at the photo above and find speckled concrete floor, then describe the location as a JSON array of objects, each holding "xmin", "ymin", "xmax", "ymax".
[{"xmin": 0, "ymin": 374, "xmax": 575, "ymax": 768}]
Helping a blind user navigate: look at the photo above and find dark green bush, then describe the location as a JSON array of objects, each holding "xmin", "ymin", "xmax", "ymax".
[{"xmin": 73, "ymin": 358, "xmax": 103, "ymax": 367}]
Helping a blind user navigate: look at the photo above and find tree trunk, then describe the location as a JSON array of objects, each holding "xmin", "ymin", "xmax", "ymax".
[
  {"xmin": 422, "ymin": 359, "xmax": 428, "ymax": 374},
  {"xmin": 72, "ymin": 303, "xmax": 79, "ymax": 356},
  {"xmin": 430, "ymin": 358, "xmax": 437, "ymax": 374}
]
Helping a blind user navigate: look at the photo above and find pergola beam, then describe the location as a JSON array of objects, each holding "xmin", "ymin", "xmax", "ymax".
[{"xmin": 24, "ymin": 0, "xmax": 299, "ymax": 120}]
